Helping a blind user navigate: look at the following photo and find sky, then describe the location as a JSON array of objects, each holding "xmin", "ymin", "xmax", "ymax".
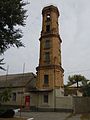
[{"xmin": 0, "ymin": 0, "xmax": 90, "ymax": 84}]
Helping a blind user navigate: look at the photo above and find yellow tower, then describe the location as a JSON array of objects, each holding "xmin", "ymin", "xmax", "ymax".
[
  {"xmin": 36, "ymin": 5, "xmax": 64, "ymax": 110},
  {"xmin": 36, "ymin": 5, "xmax": 64, "ymax": 89}
]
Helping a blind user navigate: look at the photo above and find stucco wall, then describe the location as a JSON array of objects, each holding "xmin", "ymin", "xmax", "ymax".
[
  {"xmin": 56, "ymin": 96, "xmax": 73, "ymax": 110},
  {"xmin": 56, "ymin": 96, "xmax": 90, "ymax": 113},
  {"xmin": 2, "ymin": 87, "xmax": 25, "ymax": 106},
  {"xmin": 30, "ymin": 93, "xmax": 38, "ymax": 107},
  {"xmin": 38, "ymin": 92, "xmax": 54, "ymax": 108}
]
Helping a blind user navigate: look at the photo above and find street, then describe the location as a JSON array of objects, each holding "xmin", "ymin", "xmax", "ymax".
[{"xmin": 15, "ymin": 112, "xmax": 90, "ymax": 120}]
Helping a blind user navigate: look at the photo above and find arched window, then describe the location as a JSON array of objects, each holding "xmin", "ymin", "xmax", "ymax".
[{"xmin": 46, "ymin": 14, "xmax": 50, "ymax": 21}]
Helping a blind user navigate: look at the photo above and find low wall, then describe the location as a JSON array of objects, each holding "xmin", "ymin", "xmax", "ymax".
[
  {"xmin": 56, "ymin": 96, "xmax": 73, "ymax": 112},
  {"xmin": 73, "ymin": 97, "xmax": 90, "ymax": 113},
  {"xmin": 56, "ymin": 96, "xmax": 90, "ymax": 113}
]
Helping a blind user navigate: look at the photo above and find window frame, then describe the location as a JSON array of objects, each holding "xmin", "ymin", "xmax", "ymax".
[
  {"xmin": 46, "ymin": 25, "xmax": 50, "ymax": 32},
  {"xmin": 44, "ymin": 39, "xmax": 50, "ymax": 49},
  {"xmin": 44, "ymin": 52, "xmax": 50, "ymax": 64},
  {"xmin": 43, "ymin": 94, "xmax": 48, "ymax": 103},
  {"xmin": 44, "ymin": 75, "xmax": 49, "ymax": 85},
  {"xmin": 12, "ymin": 92, "xmax": 16, "ymax": 101}
]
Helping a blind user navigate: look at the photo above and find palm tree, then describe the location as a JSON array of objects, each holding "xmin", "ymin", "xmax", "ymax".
[
  {"xmin": 68, "ymin": 74, "xmax": 87, "ymax": 88},
  {"xmin": 67, "ymin": 74, "xmax": 90, "ymax": 96}
]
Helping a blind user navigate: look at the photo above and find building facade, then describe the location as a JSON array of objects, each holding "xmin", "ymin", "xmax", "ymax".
[
  {"xmin": 0, "ymin": 73, "xmax": 36, "ymax": 108},
  {"xmin": 1, "ymin": 5, "xmax": 90, "ymax": 113},
  {"xmin": 35, "ymin": 5, "xmax": 64, "ymax": 110},
  {"xmin": 0, "ymin": 5, "xmax": 64, "ymax": 111}
]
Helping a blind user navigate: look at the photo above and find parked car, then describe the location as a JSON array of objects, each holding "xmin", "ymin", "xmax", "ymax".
[{"xmin": 0, "ymin": 109, "xmax": 15, "ymax": 118}]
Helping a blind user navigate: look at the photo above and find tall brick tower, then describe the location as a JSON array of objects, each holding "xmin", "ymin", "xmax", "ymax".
[{"xmin": 36, "ymin": 5, "xmax": 64, "ymax": 110}]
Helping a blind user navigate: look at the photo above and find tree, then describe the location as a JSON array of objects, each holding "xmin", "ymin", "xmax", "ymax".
[
  {"xmin": 0, "ymin": 58, "xmax": 5, "ymax": 70},
  {"xmin": 67, "ymin": 74, "xmax": 90, "ymax": 96},
  {"xmin": 82, "ymin": 81, "xmax": 90, "ymax": 97},
  {"xmin": 68, "ymin": 74, "xmax": 87, "ymax": 88},
  {"xmin": 0, "ymin": 88, "xmax": 11, "ymax": 103},
  {"xmin": 0, "ymin": 0, "xmax": 28, "ymax": 69}
]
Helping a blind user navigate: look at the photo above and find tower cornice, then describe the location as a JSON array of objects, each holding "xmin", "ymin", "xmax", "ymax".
[
  {"xmin": 39, "ymin": 32, "xmax": 62, "ymax": 42},
  {"xmin": 36, "ymin": 65, "xmax": 64, "ymax": 73}
]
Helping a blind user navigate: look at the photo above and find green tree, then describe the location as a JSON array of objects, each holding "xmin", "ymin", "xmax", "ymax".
[
  {"xmin": 68, "ymin": 74, "xmax": 86, "ymax": 88},
  {"xmin": 0, "ymin": 88, "xmax": 12, "ymax": 103},
  {"xmin": 67, "ymin": 74, "xmax": 90, "ymax": 96},
  {"xmin": 0, "ymin": 59, "xmax": 5, "ymax": 70},
  {"xmin": 0, "ymin": 0, "xmax": 28, "ymax": 69},
  {"xmin": 82, "ymin": 81, "xmax": 90, "ymax": 97}
]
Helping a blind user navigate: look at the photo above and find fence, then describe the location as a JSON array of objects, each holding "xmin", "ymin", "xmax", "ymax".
[
  {"xmin": 56, "ymin": 96, "xmax": 90, "ymax": 113},
  {"xmin": 73, "ymin": 97, "xmax": 90, "ymax": 113}
]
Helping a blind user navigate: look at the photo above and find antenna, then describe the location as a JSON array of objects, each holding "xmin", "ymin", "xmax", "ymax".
[{"xmin": 20, "ymin": 63, "xmax": 25, "ymax": 117}]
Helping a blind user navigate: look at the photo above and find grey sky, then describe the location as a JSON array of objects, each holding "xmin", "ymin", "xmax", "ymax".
[{"xmin": 0, "ymin": 0, "xmax": 90, "ymax": 84}]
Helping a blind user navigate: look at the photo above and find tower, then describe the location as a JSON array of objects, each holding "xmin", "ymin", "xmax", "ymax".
[{"xmin": 36, "ymin": 5, "xmax": 64, "ymax": 110}]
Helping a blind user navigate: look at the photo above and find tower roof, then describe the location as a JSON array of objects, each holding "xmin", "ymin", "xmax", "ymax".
[{"xmin": 42, "ymin": 5, "xmax": 59, "ymax": 16}]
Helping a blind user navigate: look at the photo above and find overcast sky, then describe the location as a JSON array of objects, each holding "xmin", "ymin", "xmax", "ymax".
[{"xmin": 0, "ymin": 0, "xmax": 90, "ymax": 84}]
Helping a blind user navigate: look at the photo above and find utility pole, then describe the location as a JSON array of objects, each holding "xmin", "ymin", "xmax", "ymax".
[
  {"xmin": 20, "ymin": 63, "xmax": 25, "ymax": 117},
  {"xmin": 5, "ymin": 65, "xmax": 9, "ymax": 87}
]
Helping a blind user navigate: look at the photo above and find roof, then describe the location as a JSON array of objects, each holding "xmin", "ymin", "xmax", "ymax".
[
  {"xmin": 68, "ymin": 82, "xmax": 83, "ymax": 88},
  {"xmin": 0, "ymin": 72, "xmax": 36, "ymax": 88}
]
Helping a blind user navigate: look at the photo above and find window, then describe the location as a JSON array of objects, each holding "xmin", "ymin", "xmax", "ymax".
[
  {"xmin": 44, "ymin": 94, "xmax": 48, "ymax": 103},
  {"xmin": 59, "ymin": 49, "xmax": 61, "ymax": 65},
  {"xmin": 44, "ymin": 75, "xmax": 49, "ymax": 84},
  {"xmin": 45, "ymin": 52, "xmax": 50, "ymax": 63},
  {"xmin": 12, "ymin": 92, "xmax": 16, "ymax": 101},
  {"xmin": 46, "ymin": 14, "xmax": 50, "ymax": 21},
  {"xmin": 44, "ymin": 40, "xmax": 50, "ymax": 49},
  {"xmin": 46, "ymin": 25, "xmax": 50, "ymax": 32},
  {"xmin": 18, "ymin": 91, "xmax": 23, "ymax": 94}
]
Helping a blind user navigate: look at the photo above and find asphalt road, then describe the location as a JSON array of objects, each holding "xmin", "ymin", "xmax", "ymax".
[{"xmin": 15, "ymin": 112, "xmax": 87, "ymax": 120}]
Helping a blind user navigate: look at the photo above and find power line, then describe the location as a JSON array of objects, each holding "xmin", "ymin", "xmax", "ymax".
[{"xmin": 64, "ymin": 69, "xmax": 90, "ymax": 74}]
